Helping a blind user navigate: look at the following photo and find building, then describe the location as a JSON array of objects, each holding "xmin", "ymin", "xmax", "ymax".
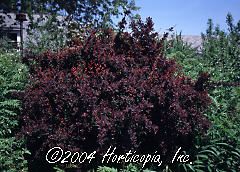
[
  {"xmin": 0, "ymin": 11, "xmax": 31, "ymax": 50},
  {"xmin": 0, "ymin": 11, "xmax": 202, "ymax": 51},
  {"xmin": 0, "ymin": 11, "xmax": 67, "ymax": 51}
]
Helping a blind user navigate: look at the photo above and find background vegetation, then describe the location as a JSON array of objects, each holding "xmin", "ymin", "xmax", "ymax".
[
  {"xmin": 166, "ymin": 13, "xmax": 240, "ymax": 172},
  {"xmin": 0, "ymin": 47, "xmax": 29, "ymax": 172}
]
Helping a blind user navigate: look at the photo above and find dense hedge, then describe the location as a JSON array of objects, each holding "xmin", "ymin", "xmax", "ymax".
[{"xmin": 20, "ymin": 18, "xmax": 211, "ymax": 170}]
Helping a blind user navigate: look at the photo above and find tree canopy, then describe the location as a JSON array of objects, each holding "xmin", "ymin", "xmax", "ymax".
[{"xmin": 0, "ymin": 0, "xmax": 139, "ymax": 28}]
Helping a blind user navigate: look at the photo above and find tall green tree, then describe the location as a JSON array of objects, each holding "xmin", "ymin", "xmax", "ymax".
[
  {"xmin": 1, "ymin": 0, "xmax": 139, "ymax": 53},
  {"xmin": 201, "ymin": 13, "xmax": 240, "ymax": 82},
  {"xmin": 1, "ymin": 0, "xmax": 139, "ymax": 28}
]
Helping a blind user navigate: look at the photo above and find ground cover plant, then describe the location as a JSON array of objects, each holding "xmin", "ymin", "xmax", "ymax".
[{"xmin": 19, "ymin": 18, "xmax": 211, "ymax": 171}]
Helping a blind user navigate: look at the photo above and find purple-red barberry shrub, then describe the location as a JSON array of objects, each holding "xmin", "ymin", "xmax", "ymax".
[{"xmin": 20, "ymin": 18, "xmax": 211, "ymax": 169}]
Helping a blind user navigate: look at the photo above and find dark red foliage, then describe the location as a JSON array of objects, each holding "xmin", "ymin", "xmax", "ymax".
[
  {"xmin": 20, "ymin": 18, "xmax": 211, "ymax": 168},
  {"xmin": 195, "ymin": 72, "xmax": 210, "ymax": 91}
]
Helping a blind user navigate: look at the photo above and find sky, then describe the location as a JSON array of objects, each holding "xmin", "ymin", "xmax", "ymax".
[{"xmin": 134, "ymin": 0, "xmax": 240, "ymax": 35}]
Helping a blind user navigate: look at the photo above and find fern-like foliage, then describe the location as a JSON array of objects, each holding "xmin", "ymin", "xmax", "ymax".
[{"xmin": 0, "ymin": 52, "xmax": 29, "ymax": 171}]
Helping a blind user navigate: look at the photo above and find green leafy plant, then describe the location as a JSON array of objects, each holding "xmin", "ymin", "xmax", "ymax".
[
  {"xmin": 25, "ymin": 15, "xmax": 67, "ymax": 54},
  {"xmin": 0, "ymin": 52, "xmax": 29, "ymax": 171},
  {"xmin": 180, "ymin": 142, "xmax": 240, "ymax": 172},
  {"xmin": 201, "ymin": 13, "xmax": 240, "ymax": 154},
  {"xmin": 97, "ymin": 166, "xmax": 118, "ymax": 172},
  {"xmin": 201, "ymin": 13, "xmax": 240, "ymax": 82},
  {"xmin": 96, "ymin": 164, "xmax": 157, "ymax": 172},
  {"xmin": 166, "ymin": 33, "xmax": 205, "ymax": 79},
  {"xmin": 166, "ymin": 13, "xmax": 240, "ymax": 172},
  {"xmin": 121, "ymin": 163, "xmax": 139, "ymax": 172},
  {"xmin": 0, "ymin": 37, "xmax": 16, "ymax": 53}
]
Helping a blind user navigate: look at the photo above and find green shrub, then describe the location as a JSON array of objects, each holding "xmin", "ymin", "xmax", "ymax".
[
  {"xmin": 0, "ymin": 52, "xmax": 29, "ymax": 171},
  {"xmin": 97, "ymin": 166, "xmax": 118, "ymax": 172},
  {"xmin": 201, "ymin": 13, "xmax": 240, "ymax": 82},
  {"xmin": 166, "ymin": 33, "xmax": 205, "ymax": 79},
  {"xmin": 0, "ymin": 37, "xmax": 16, "ymax": 53},
  {"xmin": 166, "ymin": 14, "xmax": 240, "ymax": 172},
  {"xmin": 200, "ymin": 13, "xmax": 240, "ymax": 150},
  {"xmin": 96, "ymin": 164, "xmax": 157, "ymax": 172},
  {"xmin": 180, "ymin": 142, "xmax": 240, "ymax": 172}
]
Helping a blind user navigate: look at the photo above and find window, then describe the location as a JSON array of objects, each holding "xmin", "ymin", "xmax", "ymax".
[{"xmin": 0, "ymin": 30, "xmax": 19, "ymax": 49}]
